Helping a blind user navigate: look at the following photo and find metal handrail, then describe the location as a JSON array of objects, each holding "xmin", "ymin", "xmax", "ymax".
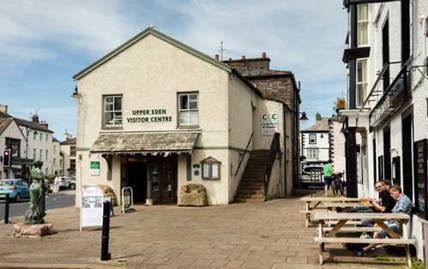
[
  {"xmin": 234, "ymin": 132, "xmax": 254, "ymax": 176},
  {"xmin": 264, "ymin": 133, "xmax": 280, "ymax": 201},
  {"xmin": 360, "ymin": 61, "xmax": 401, "ymax": 111}
]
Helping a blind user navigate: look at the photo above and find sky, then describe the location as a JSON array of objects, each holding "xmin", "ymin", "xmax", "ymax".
[{"xmin": 0, "ymin": 0, "xmax": 348, "ymax": 139}]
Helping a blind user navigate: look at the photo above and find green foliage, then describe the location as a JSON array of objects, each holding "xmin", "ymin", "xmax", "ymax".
[{"xmin": 410, "ymin": 258, "xmax": 425, "ymax": 269}]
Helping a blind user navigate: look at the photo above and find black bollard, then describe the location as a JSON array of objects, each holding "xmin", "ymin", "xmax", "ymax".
[
  {"xmin": 101, "ymin": 200, "xmax": 111, "ymax": 261},
  {"xmin": 4, "ymin": 193, "xmax": 9, "ymax": 224}
]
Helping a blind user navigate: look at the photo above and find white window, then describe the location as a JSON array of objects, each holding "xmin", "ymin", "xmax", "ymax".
[
  {"xmin": 45, "ymin": 150, "xmax": 48, "ymax": 161},
  {"xmin": 357, "ymin": 4, "xmax": 368, "ymax": 46},
  {"xmin": 201, "ymin": 157, "xmax": 221, "ymax": 180},
  {"xmin": 307, "ymin": 148, "xmax": 319, "ymax": 159},
  {"xmin": 309, "ymin": 134, "xmax": 317, "ymax": 145},
  {"xmin": 39, "ymin": 149, "xmax": 42, "ymax": 161},
  {"xmin": 33, "ymin": 131, "xmax": 36, "ymax": 140},
  {"xmin": 178, "ymin": 92, "xmax": 199, "ymax": 127},
  {"xmin": 357, "ymin": 59, "xmax": 368, "ymax": 107},
  {"xmin": 33, "ymin": 148, "xmax": 36, "ymax": 160},
  {"xmin": 103, "ymin": 95, "xmax": 122, "ymax": 128}
]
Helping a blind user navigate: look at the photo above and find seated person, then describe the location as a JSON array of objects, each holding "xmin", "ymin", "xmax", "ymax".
[
  {"xmin": 368, "ymin": 181, "xmax": 396, "ymax": 213},
  {"xmin": 361, "ymin": 185, "xmax": 412, "ymax": 253}
]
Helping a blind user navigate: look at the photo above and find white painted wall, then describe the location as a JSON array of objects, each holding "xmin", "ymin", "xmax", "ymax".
[{"xmin": 0, "ymin": 120, "xmax": 25, "ymax": 179}]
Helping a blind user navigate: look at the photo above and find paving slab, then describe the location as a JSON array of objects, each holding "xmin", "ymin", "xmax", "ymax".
[{"xmin": 0, "ymin": 197, "xmax": 407, "ymax": 268}]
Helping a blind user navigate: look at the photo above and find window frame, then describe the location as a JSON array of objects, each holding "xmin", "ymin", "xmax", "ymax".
[
  {"xmin": 307, "ymin": 148, "xmax": 319, "ymax": 159},
  {"xmin": 356, "ymin": 58, "xmax": 368, "ymax": 107},
  {"xmin": 357, "ymin": 4, "xmax": 369, "ymax": 46},
  {"xmin": 177, "ymin": 91, "xmax": 199, "ymax": 128},
  {"xmin": 201, "ymin": 157, "xmax": 221, "ymax": 180},
  {"xmin": 308, "ymin": 134, "xmax": 317, "ymax": 145},
  {"xmin": 102, "ymin": 94, "xmax": 123, "ymax": 129}
]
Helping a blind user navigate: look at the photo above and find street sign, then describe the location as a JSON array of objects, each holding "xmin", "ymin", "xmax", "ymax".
[
  {"xmin": 80, "ymin": 185, "xmax": 104, "ymax": 230},
  {"xmin": 121, "ymin": 187, "xmax": 134, "ymax": 214}
]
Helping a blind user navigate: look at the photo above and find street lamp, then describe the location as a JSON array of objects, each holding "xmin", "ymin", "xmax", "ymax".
[{"xmin": 299, "ymin": 112, "xmax": 309, "ymax": 121}]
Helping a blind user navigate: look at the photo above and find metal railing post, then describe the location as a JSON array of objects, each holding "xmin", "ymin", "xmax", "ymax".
[
  {"xmin": 4, "ymin": 194, "xmax": 10, "ymax": 224},
  {"xmin": 101, "ymin": 200, "xmax": 111, "ymax": 261}
]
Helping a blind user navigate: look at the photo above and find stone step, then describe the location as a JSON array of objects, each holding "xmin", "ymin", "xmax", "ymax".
[
  {"xmin": 234, "ymin": 197, "xmax": 265, "ymax": 203},
  {"xmin": 235, "ymin": 193, "xmax": 265, "ymax": 199},
  {"xmin": 236, "ymin": 189, "xmax": 265, "ymax": 195}
]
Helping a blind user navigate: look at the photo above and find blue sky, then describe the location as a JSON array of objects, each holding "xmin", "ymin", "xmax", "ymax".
[{"xmin": 0, "ymin": 0, "xmax": 348, "ymax": 139}]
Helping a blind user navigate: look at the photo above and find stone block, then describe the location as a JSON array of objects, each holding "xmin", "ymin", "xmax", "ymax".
[
  {"xmin": 177, "ymin": 184, "xmax": 208, "ymax": 207},
  {"xmin": 13, "ymin": 223, "xmax": 55, "ymax": 238}
]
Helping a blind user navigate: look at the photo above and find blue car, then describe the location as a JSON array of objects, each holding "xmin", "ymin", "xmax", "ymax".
[{"xmin": 0, "ymin": 179, "xmax": 30, "ymax": 202}]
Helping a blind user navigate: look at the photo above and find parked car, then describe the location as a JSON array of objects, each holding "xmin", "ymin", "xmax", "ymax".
[
  {"xmin": 54, "ymin": 176, "xmax": 76, "ymax": 190},
  {"xmin": 0, "ymin": 179, "xmax": 30, "ymax": 202},
  {"xmin": 299, "ymin": 165, "xmax": 324, "ymax": 185}
]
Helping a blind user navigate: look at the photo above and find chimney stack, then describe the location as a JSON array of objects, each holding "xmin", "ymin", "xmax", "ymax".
[
  {"xmin": 316, "ymin": 113, "xmax": 322, "ymax": 121},
  {"xmin": 261, "ymin": 52, "xmax": 267, "ymax": 58},
  {"xmin": 241, "ymin": 55, "xmax": 246, "ymax": 60},
  {"xmin": 40, "ymin": 120, "xmax": 48, "ymax": 129},
  {"xmin": 0, "ymin": 104, "xmax": 8, "ymax": 114},
  {"xmin": 31, "ymin": 113, "xmax": 39, "ymax": 123},
  {"xmin": 214, "ymin": 54, "xmax": 219, "ymax": 61}
]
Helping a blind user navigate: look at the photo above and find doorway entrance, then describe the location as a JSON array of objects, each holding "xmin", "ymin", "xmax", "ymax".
[
  {"xmin": 123, "ymin": 155, "xmax": 178, "ymax": 204},
  {"xmin": 402, "ymin": 112, "xmax": 413, "ymax": 200}
]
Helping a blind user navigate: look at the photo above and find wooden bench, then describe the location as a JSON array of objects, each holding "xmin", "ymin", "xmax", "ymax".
[{"xmin": 313, "ymin": 212, "xmax": 415, "ymax": 267}]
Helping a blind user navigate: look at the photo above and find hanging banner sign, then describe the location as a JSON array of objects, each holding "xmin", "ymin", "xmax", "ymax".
[
  {"xmin": 80, "ymin": 186, "xmax": 104, "ymax": 230},
  {"xmin": 261, "ymin": 112, "xmax": 278, "ymax": 135}
]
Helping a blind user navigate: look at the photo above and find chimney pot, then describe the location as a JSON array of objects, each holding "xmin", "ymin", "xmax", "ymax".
[
  {"xmin": 214, "ymin": 54, "xmax": 219, "ymax": 61},
  {"xmin": 241, "ymin": 55, "xmax": 246, "ymax": 60},
  {"xmin": 261, "ymin": 52, "xmax": 267, "ymax": 58},
  {"xmin": 316, "ymin": 113, "xmax": 322, "ymax": 121}
]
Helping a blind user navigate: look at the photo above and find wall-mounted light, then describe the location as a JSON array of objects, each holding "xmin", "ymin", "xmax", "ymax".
[{"xmin": 299, "ymin": 112, "xmax": 309, "ymax": 121}]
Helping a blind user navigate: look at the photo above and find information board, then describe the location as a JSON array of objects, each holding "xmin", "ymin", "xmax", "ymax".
[
  {"xmin": 90, "ymin": 161, "xmax": 100, "ymax": 176},
  {"xmin": 80, "ymin": 186, "xmax": 104, "ymax": 230},
  {"xmin": 261, "ymin": 112, "xmax": 278, "ymax": 135}
]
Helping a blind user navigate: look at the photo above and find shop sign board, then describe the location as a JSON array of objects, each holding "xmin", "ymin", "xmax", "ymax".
[
  {"xmin": 261, "ymin": 112, "xmax": 278, "ymax": 135},
  {"xmin": 121, "ymin": 187, "xmax": 134, "ymax": 214},
  {"xmin": 90, "ymin": 161, "xmax": 100, "ymax": 176},
  {"xmin": 80, "ymin": 186, "xmax": 104, "ymax": 230},
  {"xmin": 127, "ymin": 108, "xmax": 172, "ymax": 123}
]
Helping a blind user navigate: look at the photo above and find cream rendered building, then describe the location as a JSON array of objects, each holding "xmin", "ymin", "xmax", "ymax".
[{"xmin": 73, "ymin": 28, "xmax": 293, "ymax": 206}]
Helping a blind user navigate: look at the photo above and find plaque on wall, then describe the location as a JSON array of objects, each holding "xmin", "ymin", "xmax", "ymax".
[{"xmin": 414, "ymin": 139, "xmax": 428, "ymax": 219}]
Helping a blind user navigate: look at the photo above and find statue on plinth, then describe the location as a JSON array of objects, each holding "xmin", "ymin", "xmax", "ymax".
[{"xmin": 24, "ymin": 161, "xmax": 45, "ymax": 224}]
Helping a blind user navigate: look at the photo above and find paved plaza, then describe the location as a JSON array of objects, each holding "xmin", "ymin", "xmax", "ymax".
[{"xmin": 0, "ymin": 196, "xmax": 407, "ymax": 269}]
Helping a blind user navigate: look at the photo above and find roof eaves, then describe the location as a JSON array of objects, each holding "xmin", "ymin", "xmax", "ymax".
[
  {"xmin": 0, "ymin": 118, "xmax": 12, "ymax": 136},
  {"xmin": 73, "ymin": 27, "xmax": 231, "ymax": 80}
]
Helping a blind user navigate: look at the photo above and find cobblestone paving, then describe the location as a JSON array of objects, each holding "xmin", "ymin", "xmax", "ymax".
[{"xmin": 0, "ymin": 197, "xmax": 406, "ymax": 268}]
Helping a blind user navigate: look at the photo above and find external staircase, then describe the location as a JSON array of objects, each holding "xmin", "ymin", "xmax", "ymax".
[{"xmin": 234, "ymin": 150, "xmax": 270, "ymax": 203}]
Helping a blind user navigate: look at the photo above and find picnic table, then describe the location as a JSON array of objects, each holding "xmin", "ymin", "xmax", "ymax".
[
  {"xmin": 300, "ymin": 197, "xmax": 362, "ymax": 227},
  {"xmin": 312, "ymin": 212, "xmax": 415, "ymax": 267}
]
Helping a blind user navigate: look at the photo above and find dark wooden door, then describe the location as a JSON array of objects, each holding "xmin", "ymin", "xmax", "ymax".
[{"xmin": 149, "ymin": 156, "xmax": 177, "ymax": 204}]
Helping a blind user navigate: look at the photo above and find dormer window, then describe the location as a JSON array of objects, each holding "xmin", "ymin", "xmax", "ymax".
[{"xmin": 201, "ymin": 157, "xmax": 221, "ymax": 180}]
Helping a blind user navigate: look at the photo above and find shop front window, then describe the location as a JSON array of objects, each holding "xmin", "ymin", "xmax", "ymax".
[
  {"xmin": 103, "ymin": 95, "xmax": 122, "ymax": 128},
  {"xmin": 5, "ymin": 137, "xmax": 20, "ymax": 158},
  {"xmin": 178, "ymin": 92, "xmax": 199, "ymax": 127}
]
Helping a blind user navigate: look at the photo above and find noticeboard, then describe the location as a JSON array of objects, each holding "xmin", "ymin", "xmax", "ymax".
[
  {"xmin": 80, "ymin": 186, "xmax": 104, "ymax": 230},
  {"xmin": 414, "ymin": 139, "xmax": 427, "ymax": 219}
]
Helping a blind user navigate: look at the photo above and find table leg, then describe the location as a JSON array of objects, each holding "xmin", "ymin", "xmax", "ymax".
[
  {"xmin": 327, "ymin": 219, "xmax": 348, "ymax": 237},
  {"xmin": 373, "ymin": 220, "xmax": 400, "ymax": 239}
]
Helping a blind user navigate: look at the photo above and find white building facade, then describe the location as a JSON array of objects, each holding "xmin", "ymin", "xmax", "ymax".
[
  {"xmin": 341, "ymin": 0, "xmax": 428, "ymax": 260},
  {"xmin": 73, "ymin": 28, "xmax": 296, "ymax": 207},
  {"xmin": 0, "ymin": 117, "xmax": 26, "ymax": 179}
]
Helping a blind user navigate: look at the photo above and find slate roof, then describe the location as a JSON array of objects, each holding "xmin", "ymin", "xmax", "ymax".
[
  {"xmin": 61, "ymin": 137, "xmax": 76, "ymax": 145},
  {"xmin": 0, "ymin": 111, "xmax": 53, "ymax": 133},
  {"xmin": 305, "ymin": 117, "xmax": 331, "ymax": 132},
  {"xmin": 91, "ymin": 132, "xmax": 200, "ymax": 153}
]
